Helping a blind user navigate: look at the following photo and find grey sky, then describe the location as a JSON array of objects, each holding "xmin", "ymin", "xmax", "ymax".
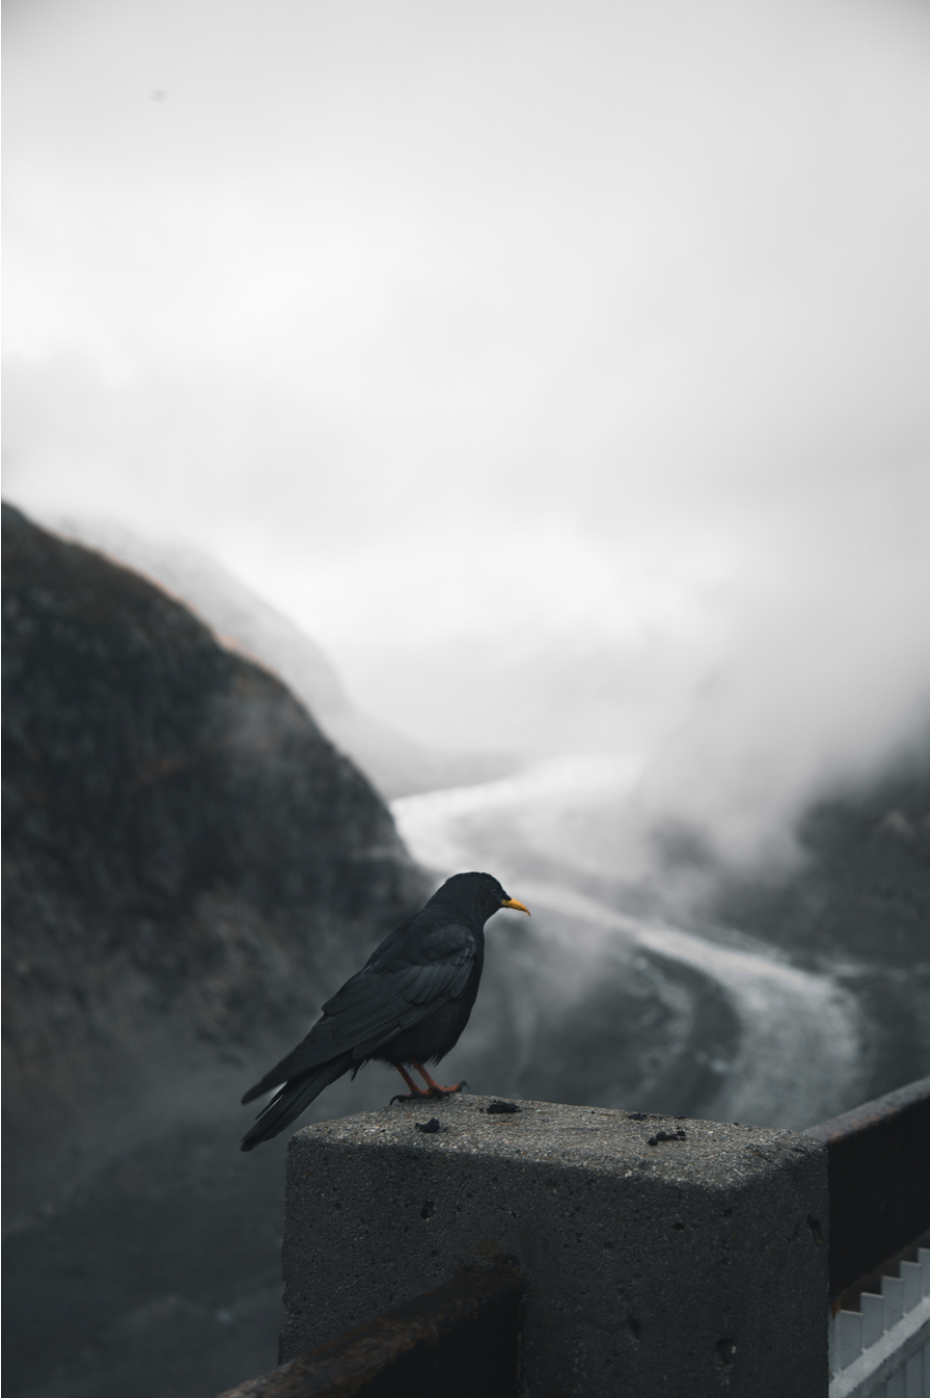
[{"xmin": 4, "ymin": 0, "xmax": 930, "ymax": 844}]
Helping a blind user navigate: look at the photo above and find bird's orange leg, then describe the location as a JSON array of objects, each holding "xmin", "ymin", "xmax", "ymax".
[
  {"xmin": 413, "ymin": 1061, "xmax": 465, "ymax": 1095},
  {"xmin": 389, "ymin": 1063, "xmax": 466, "ymax": 1103},
  {"xmin": 390, "ymin": 1064, "xmax": 441, "ymax": 1104},
  {"xmin": 394, "ymin": 1064, "xmax": 430, "ymax": 1097}
]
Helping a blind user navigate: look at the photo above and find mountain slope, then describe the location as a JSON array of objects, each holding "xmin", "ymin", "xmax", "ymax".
[{"xmin": 2, "ymin": 501, "xmax": 427, "ymax": 1195}]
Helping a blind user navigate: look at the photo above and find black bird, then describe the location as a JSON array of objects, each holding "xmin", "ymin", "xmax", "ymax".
[{"xmin": 240, "ymin": 871, "xmax": 530, "ymax": 1150}]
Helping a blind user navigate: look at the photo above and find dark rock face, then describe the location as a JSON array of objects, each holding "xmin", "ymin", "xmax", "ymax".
[
  {"xmin": 2, "ymin": 502, "xmax": 427, "ymax": 1184},
  {"xmin": 3, "ymin": 503, "xmax": 432, "ymax": 1398}
]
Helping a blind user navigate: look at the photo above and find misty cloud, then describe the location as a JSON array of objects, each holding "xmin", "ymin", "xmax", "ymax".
[{"xmin": 4, "ymin": 0, "xmax": 929, "ymax": 867}]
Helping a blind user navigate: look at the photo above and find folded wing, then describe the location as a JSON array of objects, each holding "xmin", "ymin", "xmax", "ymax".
[{"xmin": 241, "ymin": 923, "xmax": 476, "ymax": 1104}]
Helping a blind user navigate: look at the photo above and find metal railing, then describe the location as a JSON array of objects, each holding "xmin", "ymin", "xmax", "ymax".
[
  {"xmin": 216, "ymin": 1265, "xmax": 521, "ymax": 1398},
  {"xmin": 803, "ymin": 1076, "xmax": 930, "ymax": 1302},
  {"xmin": 804, "ymin": 1076, "xmax": 930, "ymax": 1397}
]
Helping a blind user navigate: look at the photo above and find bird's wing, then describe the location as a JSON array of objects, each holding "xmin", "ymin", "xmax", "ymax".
[
  {"xmin": 243, "ymin": 924, "xmax": 476, "ymax": 1097},
  {"xmin": 321, "ymin": 922, "xmax": 476, "ymax": 1045}
]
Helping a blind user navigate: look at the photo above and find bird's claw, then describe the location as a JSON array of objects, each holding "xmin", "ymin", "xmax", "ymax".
[{"xmin": 389, "ymin": 1080, "xmax": 466, "ymax": 1105}]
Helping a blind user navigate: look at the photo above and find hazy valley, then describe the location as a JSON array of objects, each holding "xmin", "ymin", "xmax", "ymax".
[{"xmin": 4, "ymin": 504, "xmax": 928, "ymax": 1398}]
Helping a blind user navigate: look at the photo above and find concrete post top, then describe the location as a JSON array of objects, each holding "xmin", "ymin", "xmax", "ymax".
[
  {"xmin": 289, "ymin": 1093, "xmax": 825, "ymax": 1188},
  {"xmin": 282, "ymin": 1095, "xmax": 829, "ymax": 1394}
]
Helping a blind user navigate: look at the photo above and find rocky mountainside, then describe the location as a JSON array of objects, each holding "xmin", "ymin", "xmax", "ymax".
[
  {"xmin": 2, "ymin": 502, "xmax": 428, "ymax": 1204},
  {"xmin": 27, "ymin": 511, "xmax": 512, "ymax": 798},
  {"xmin": 2, "ymin": 503, "xmax": 436, "ymax": 1398}
]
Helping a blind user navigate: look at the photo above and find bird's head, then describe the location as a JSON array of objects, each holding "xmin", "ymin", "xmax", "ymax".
[{"xmin": 430, "ymin": 871, "xmax": 530, "ymax": 926}]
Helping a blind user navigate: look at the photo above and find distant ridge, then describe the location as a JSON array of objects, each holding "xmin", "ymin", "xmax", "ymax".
[{"xmin": 27, "ymin": 510, "xmax": 515, "ymax": 799}]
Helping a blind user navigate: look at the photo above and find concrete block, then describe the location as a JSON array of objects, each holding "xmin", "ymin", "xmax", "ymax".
[{"xmin": 281, "ymin": 1095, "xmax": 828, "ymax": 1397}]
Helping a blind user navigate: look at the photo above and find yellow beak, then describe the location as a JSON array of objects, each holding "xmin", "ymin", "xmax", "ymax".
[{"xmin": 500, "ymin": 897, "xmax": 531, "ymax": 916}]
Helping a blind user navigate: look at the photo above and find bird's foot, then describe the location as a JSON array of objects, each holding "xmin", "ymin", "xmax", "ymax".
[
  {"xmin": 389, "ymin": 1082, "xmax": 466, "ymax": 1105},
  {"xmin": 411, "ymin": 1062, "xmax": 466, "ymax": 1096},
  {"xmin": 390, "ymin": 1063, "xmax": 467, "ymax": 1104}
]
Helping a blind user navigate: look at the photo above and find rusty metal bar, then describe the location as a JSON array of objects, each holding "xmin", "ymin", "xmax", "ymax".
[
  {"xmin": 215, "ymin": 1265, "xmax": 522, "ymax": 1398},
  {"xmin": 804, "ymin": 1074, "xmax": 930, "ymax": 1300}
]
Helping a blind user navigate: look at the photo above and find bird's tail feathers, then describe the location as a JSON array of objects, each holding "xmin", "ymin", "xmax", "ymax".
[
  {"xmin": 241, "ymin": 1024, "xmax": 342, "ymax": 1104},
  {"xmin": 240, "ymin": 1054, "xmax": 352, "ymax": 1152}
]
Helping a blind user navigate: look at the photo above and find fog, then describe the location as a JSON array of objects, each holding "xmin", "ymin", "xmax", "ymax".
[
  {"xmin": 5, "ymin": 0, "xmax": 930, "ymax": 869},
  {"xmin": 6, "ymin": 16, "xmax": 930, "ymax": 1393}
]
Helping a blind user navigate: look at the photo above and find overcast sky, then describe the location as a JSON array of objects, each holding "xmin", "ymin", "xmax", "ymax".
[{"xmin": 4, "ymin": 0, "xmax": 930, "ymax": 816}]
